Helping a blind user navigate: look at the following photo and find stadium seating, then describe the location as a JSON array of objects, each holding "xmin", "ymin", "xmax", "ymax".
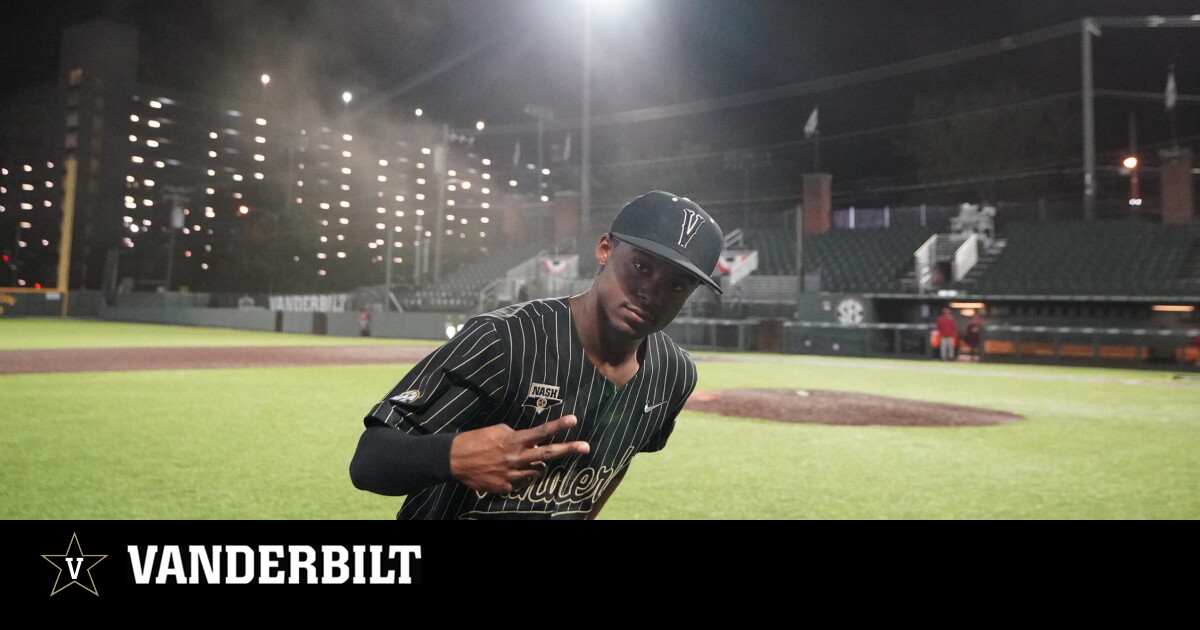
[
  {"xmin": 400, "ymin": 245, "xmax": 546, "ymax": 311},
  {"xmin": 965, "ymin": 220, "xmax": 1200, "ymax": 296},
  {"xmin": 743, "ymin": 226, "xmax": 935, "ymax": 293}
]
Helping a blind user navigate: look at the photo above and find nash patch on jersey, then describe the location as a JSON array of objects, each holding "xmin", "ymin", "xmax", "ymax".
[
  {"xmin": 523, "ymin": 382, "xmax": 562, "ymax": 414},
  {"xmin": 389, "ymin": 389, "xmax": 422, "ymax": 404}
]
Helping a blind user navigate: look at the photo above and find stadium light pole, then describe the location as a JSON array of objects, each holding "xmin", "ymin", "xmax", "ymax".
[{"xmin": 581, "ymin": 1, "xmax": 593, "ymax": 259}]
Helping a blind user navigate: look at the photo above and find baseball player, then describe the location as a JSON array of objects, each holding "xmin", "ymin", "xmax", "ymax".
[{"xmin": 350, "ymin": 190, "xmax": 724, "ymax": 519}]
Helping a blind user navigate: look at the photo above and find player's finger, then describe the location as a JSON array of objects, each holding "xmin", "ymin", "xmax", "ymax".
[
  {"xmin": 515, "ymin": 440, "xmax": 590, "ymax": 465},
  {"xmin": 518, "ymin": 414, "xmax": 578, "ymax": 446}
]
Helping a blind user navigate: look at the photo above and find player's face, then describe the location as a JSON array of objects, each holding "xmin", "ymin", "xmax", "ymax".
[{"xmin": 594, "ymin": 234, "xmax": 699, "ymax": 339}]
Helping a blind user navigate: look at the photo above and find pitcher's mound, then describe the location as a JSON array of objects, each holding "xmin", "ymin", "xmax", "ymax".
[{"xmin": 685, "ymin": 389, "xmax": 1024, "ymax": 427}]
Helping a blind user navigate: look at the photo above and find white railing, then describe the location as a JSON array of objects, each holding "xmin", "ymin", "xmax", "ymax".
[
  {"xmin": 914, "ymin": 235, "xmax": 937, "ymax": 294},
  {"xmin": 952, "ymin": 233, "xmax": 979, "ymax": 281}
]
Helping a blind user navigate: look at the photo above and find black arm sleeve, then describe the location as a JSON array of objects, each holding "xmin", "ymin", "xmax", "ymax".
[{"xmin": 348, "ymin": 427, "xmax": 457, "ymax": 496}]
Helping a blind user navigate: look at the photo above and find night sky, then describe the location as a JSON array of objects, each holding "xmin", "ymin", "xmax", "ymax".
[{"xmin": 2, "ymin": 0, "xmax": 1198, "ymax": 210}]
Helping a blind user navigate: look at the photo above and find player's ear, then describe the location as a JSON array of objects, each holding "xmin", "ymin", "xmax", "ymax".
[{"xmin": 596, "ymin": 233, "xmax": 615, "ymax": 267}]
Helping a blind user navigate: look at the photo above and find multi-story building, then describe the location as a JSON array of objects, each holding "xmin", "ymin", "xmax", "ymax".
[{"xmin": 1, "ymin": 19, "xmax": 521, "ymax": 296}]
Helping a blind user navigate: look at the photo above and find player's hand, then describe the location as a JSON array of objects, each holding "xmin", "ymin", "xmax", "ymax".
[{"xmin": 449, "ymin": 415, "xmax": 590, "ymax": 494}]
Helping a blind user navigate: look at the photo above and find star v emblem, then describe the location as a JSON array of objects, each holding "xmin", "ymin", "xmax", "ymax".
[{"xmin": 42, "ymin": 532, "xmax": 107, "ymax": 596}]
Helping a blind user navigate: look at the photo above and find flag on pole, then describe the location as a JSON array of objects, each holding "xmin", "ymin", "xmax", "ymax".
[
  {"xmin": 512, "ymin": 140, "xmax": 521, "ymax": 167},
  {"xmin": 804, "ymin": 106, "xmax": 819, "ymax": 139},
  {"xmin": 562, "ymin": 133, "xmax": 572, "ymax": 162},
  {"xmin": 1165, "ymin": 66, "xmax": 1177, "ymax": 111}
]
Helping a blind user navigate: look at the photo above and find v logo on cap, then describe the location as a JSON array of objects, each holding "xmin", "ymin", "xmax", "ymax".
[{"xmin": 678, "ymin": 208, "xmax": 706, "ymax": 248}]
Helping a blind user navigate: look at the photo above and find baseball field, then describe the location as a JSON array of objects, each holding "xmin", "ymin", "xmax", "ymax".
[{"xmin": 2, "ymin": 318, "xmax": 1197, "ymax": 519}]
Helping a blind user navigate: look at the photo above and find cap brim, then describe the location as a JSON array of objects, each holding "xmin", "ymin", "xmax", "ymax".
[{"xmin": 612, "ymin": 232, "xmax": 723, "ymax": 294}]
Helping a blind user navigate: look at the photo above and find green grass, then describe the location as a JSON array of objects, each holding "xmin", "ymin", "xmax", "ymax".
[
  {"xmin": 1, "ymin": 320, "xmax": 1197, "ymax": 519},
  {"xmin": 0, "ymin": 318, "xmax": 433, "ymax": 350}
]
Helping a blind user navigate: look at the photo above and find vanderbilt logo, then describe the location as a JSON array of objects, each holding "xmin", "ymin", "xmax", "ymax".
[
  {"xmin": 42, "ymin": 533, "xmax": 107, "ymax": 596},
  {"xmin": 678, "ymin": 207, "xmax": 706, "ymax": 248}
]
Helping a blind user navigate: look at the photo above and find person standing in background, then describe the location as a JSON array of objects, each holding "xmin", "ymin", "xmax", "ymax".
[{"xmin": 936, "ymin": 308, "xmax": 958, "ymax": 361}]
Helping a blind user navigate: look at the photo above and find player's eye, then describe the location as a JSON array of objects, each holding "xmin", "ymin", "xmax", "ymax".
[{"xmin": 633, "ymin": 260, "xmax": 649, "ymax": 274}]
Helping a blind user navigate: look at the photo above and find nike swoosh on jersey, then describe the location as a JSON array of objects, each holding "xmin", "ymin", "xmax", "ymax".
[{"xmin": 644, "ymin": 401, "xmax": 668, "ymax": 413}]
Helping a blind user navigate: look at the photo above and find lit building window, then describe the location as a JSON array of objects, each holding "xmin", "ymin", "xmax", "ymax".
[
  {"xmin": 132, "ymin": 156, "xmax": 144, "ymax": 164},
  {"xmin": 256, "ymin": 118, "xmax": 267, "ymax": 126},
  {"xmin": 481, "ymin": 203, "xmax": 490, "ymax": 210},
  {"xmin": 320, "ymin": 236, "xmax": 328, "ymax": 243},
  {"xmin": 148, "ymin": 120, "xmax": 161, "ymax": 128},
  {"xmin": 319, "ymin": 203, "xmax": 330, "ymax": 210},
  {"xmin": 415, "ymin": 193, "xmax": 425, "ymax": 201},
  {"xmin": 379, "ymin": 160, "xmax": 388, "ymax": 166},
  {"xmin": 482, "ymin": 158, "xmax": 492, "ymax": 166},
  {"xmin": 130, "ymin": 114, "xmax": 140, "ymax": 122},
  {"xmin": 149, "ymin": 100, "xmax": 162, "ymax": 109},
  {"xmin": 254, "ymin": 154, "xmax": 265, "ymax": 162},
  {"xmin": 209, "ymin": 132, "xmax": 219, "ymax": 139},
  {"xmin": 208, "ymin": 151, "xmax": 218, "ymax": 158},
  {"xmin": 129, "ymin": 135, "xmax": 138, "ymax": 142},
  {"xmin": 509, "ymin": 180, "xmax": 518, "ymax": 186},
  {"xmin": 337, "ymin": 252, "xmax": 346, "ymax": 258},
  {"xmin": 415, "ymin": 209, "xmax": 425, "ymax": 216},
  {"xmin": 147, "ymin": 139, "xmax": 159, "ymax": 148},
  {"xmin": 340, "ymin": 201, "xmax": 350, "ymax": 208},
  {"xmin": 481, "ymin": 216, "xmax": 489, "ymax": 223},
  {"xmin": 239, "ymin": 206, "xmax": 249, "ymax": 215},
  {"xmin": 342, "ymin": 134, "xmax": 353, "ymax": 142},
  {"xmin": 341, "ymin": 184, "xmax": 350, "ymax": 191},
  {"xmin": 342, "ymin": 150, "xmax": 352, "ymax": 158},
  {"xmin": 376, "ymin": 207, "xmax": 386, "ymax": 214},
  {"xmin": 143, "ymin": 179, "xmax": 155, "ymax": 187},
  {"xmin": 233, "ymin": 174, "xmax": 244, "ymax": 182},
  {"xmin": 206, "ymin": 188, "xmax": 215, "ymax": 195},
  {"xmin": 375, "ymin": 223, "xmax": 385, "ymax": 230},
  {"xmin": 22, "ymin": 183, "xmax": 34, "ymax": 191},
  {"xmin": 318, "ymin": 270, "xmax": 326, "ymax": 276},
  {"xmin": 447, "ymin": 200, "xmax": 455, "ymax": 206},
  {"xmin": 254, "ymin": 173, "xmax": 263, "ymax": 180},
  {"xmin": 317, "ymin": 253, "xmax": 327, "ymax": 259},
  {"xmin": 341, "ymin": 167, "xmax": 351, "ymax": 175},
  {"xmin": 201, "ymin": 263, "xmax": 209, "ymax": 270},
  {"xmin": 255, "ymin": 136, "xmax": 266, "ymax": 144},
  {"xmin": 339, "ymin": 218, "xmax": 349, "ymax": 224},
  {"xmin": 154, "ymin": 161, "xmax": 165, "ymax": 168},
  {"xmin": 395, "ymin": 211, "xmax": 404, "ymax": 218},
  {"xmin": 21, "ymin": 203, "xmax": 32, "ymax": 210},
  {"xmin": 482, "ymin": 173, "xmax": 491, "ymax": 180},
  {"xmin": 416, "ymin": 178, "xmax": 426, "ymax": 185},
  {"xmin": 377, "ymin": 175, "xmax": 387, "ymax": 182},
  {"xmin": 448, "ymin": 170, "xmax": 457, "ymax": 177},
  {"xmin": 126, "ymin": 175, "xmax": 136, "ymax": 183},
  {"xmin": 395, "ymin": 195, "xmax": 405, "ymax": 202},
  {"xmin": 207, "ymin": 169, "xmax": 216, "ymax": 176},
  {"xmin": 43, "ymin": 200, "xmax": 52, "ymax": 208},
  {"xmin": 417, "ymin": 163, "xmax": 425, "ymax": 169}
]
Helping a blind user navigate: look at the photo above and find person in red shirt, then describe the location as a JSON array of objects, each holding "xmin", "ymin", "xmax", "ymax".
[{"xmin": 936, "ymin": 308, "xmax": 958, "ymax": 361}]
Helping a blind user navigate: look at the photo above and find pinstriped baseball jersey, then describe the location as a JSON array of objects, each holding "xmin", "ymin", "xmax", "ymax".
[{"xmin": 363, "ymin": 297, "xmax": 697, "ymax": 520}]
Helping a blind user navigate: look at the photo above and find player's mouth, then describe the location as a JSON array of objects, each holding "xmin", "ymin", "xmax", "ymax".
[{"xmin": 623, "ymin": 304, "xmax": 656, "ymax": 326}]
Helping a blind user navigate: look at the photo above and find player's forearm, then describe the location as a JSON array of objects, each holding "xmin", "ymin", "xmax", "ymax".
[{"xmin": 349, "ymin": 427, "xmax": 456, "ymax": 496}]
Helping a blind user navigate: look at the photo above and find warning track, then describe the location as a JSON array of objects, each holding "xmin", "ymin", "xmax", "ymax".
[{"xmin": 0, "ymin": 345, "xmax": 439, "ymax": 375}]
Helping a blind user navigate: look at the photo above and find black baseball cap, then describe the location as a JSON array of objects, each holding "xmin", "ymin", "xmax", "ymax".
[{"xmin": 609, "ymin": 191, "xmax": 724, "ymax": 294}]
